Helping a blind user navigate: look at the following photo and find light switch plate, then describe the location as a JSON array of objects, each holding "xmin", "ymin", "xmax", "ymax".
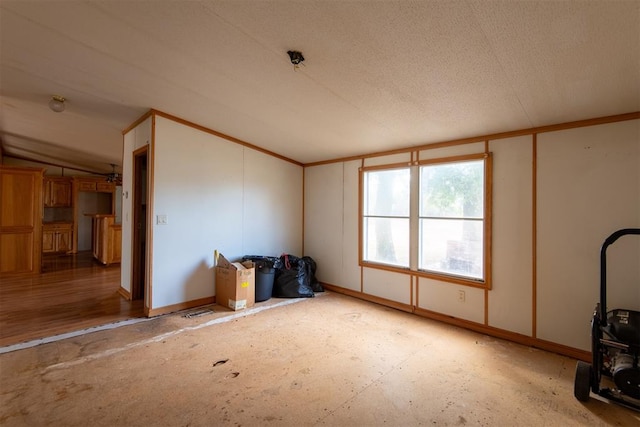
[{"xmin": 157, "ymin": 214, "xmax": 168, "ymax": 225}]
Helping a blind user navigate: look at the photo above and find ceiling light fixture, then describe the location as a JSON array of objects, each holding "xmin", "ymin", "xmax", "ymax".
[
  {"xmin": 287, "ymin": 50, "xmax": 305, "ymax": 70},
  {"xmin": 106, "ymin": 163, "xmax": 121, "ymax": 184},
  {"xmin": 48, "ymin": 95, "xmax": 66, "ymax": 113}
]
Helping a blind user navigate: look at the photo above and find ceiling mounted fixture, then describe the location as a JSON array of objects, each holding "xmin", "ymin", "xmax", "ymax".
[
  {"xmin": 106, "ymin": 163, "xmax": 121, "ymax": 184},
  {"xmin": 287, "ymin": 50, "xmax": 305, "ymax": 70},
  {"xmin": 48, "ymin": 95, "xmax": 66, "ymax": 113}
]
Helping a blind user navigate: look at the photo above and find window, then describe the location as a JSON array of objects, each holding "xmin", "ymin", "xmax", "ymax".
[
  {"xmin": 361, "ymin": 153, "xmax": 491, "ymax": 287},
  {"xmin": 362, "ymin": 167, "xmax": 410, "ymax": 267},
  {"xmin": 419, "ymin": 159, "xmax": 485, "ymax": 280}
]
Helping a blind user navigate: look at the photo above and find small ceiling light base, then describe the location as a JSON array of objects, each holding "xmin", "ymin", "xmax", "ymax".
[
  {"xmin": 49, "ymin": 95, "xmax": 66, "ymax": 113},
  {"xmin": 287, "ymin": 50, "xmax": 305, "ymax": 67},
  {"xmin": 106, "ymin": 163, "xmax": 121, "ymax": 183}
]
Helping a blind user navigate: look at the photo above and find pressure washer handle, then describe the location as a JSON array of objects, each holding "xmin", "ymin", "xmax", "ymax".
[{"xmin": 599, "ymin": 228, "xmax": 640, "ymax": 326}]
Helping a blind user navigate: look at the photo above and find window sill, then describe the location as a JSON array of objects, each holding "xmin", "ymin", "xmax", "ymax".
[{"xmin": 360, "ymin": 261, "xmax": 490, "ymax": 289}]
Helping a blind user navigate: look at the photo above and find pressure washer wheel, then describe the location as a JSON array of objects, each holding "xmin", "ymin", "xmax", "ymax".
[{"xmin": 574, "ymin": 360, "xmax": 592, "ymax": 402}]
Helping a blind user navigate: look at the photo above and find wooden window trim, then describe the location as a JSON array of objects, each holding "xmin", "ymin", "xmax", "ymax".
[{"xmin": 359, "ymin": 152, "xmax": 493, "ymax": 290}]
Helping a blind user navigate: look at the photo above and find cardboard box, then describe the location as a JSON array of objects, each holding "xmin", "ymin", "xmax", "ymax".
[{"xmin": 215, "ymin": 253, "xmax": 255, "ymax": 311}]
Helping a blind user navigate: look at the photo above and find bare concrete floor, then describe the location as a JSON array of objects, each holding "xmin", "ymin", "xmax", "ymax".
[{"xmin": 1, "ymin": 292, "xmax": 638, "ymax": 426}]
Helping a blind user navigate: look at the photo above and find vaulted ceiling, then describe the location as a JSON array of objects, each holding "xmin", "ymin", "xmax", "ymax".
[{"xmin": 1, "ymin": 1, "xmax": 639, "ymax": 173}]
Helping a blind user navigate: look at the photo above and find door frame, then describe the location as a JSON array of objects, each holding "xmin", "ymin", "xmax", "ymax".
[{"xmin": 131, "ymin": 146, "xmax": 149, "ymax": 309}]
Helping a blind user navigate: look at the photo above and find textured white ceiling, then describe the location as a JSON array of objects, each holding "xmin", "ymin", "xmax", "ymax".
[{"xmin": 1, "ymin": 1, "xmax": 638, "ymax": 171}]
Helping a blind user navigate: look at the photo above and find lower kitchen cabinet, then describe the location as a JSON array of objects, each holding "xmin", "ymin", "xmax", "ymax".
[{"xmin": 43, "ymin": 223, "xmax": 73, "ymax": 254}]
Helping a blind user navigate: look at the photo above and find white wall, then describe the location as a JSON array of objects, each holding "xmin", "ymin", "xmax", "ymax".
[
  {"xmin": 304, "ymin": 160, "xmax": 362, "ymax": 292},
  {"xmin": 536, "ymin": 120, "xmax": 640, "ymax": 349},
  {"xmin": 304, "ymin": 119, "xmax": 640, "ymax": 352},
  {"xmin": 121, "ymin": 116, "xmax": 152, "ymax": 296},
  {"xmin": 133, "ymin": 115, "xmax": 302, "ymax": 311},
  {"xmin": 488, "ymin": 135, "xmax": 533, "ymax": 336},
  {"xmin": 242, "ymin": 148, "xmax": 303, "ymax": 256}
]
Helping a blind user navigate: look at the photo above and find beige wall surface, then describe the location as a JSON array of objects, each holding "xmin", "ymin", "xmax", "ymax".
[
  {"xmin": 121, "ymin": 114, "xmax": 303, "ymax": 313},
  {"xmin": 488, "ymin": 135, "xmax": 533, "ymax": 336},
  {"xmin": 536, "ymin": 120, "xmax": 639, "ymax": 350},
  {"xmin": 304, "ymin": 162, "xmax": 344, "ymax": 288},
  {"xmin": 305, "ymin": 119, "xmax": 640, "ymax": 352},
  {"xmin": 121, "ymin": 116, "xmax": 152, "ymax": 298}
]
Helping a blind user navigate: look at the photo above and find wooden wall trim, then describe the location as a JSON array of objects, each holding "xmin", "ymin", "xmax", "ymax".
[
  {"xmin": 409, "ymin": 274, "xmax": 413, "ymax": 307},
  {"xmin": 146, "ymin": 296, "xmax": 215, "ymax": 317},
  {"xmin": 122, "ymin": 110, "xmax": 153, "ymax": 135},
  {"xmin": 324, "ymin": 282, "xmax": 590, "ymax": 362},
  {"xmin": 149, "ymin": 109, "xmax": 303, "ymax": 167},
  {"xmin": 118, "ymin": 286, "xmax": 131, "ymax": 301},
  {"xmin": 483, "ymin": 134, "xmax": 490, "ymax": 324},
  {"xmin": 532, "ymin": 134, "xmax": 538, "ymax": 338},
  {"xmin": 146, "ymin": 116, "xmax": 156, "ymax": 315},
  {"xmin": 304, "ymin": 112, "xmax": 640, "ymax": 168},
  {"xmin": 302, "ymin": 167, "xmax": 306, "ymax": 255},
  {"xmin": 358, "ymin": 160, "xmax": 364, "ymax": 273},
  {"xmin": 322, "ymin": 283, "xmax": 414, "ymax": 313},
  {"xmin": 414, "ymin": 307, "xmax": 590, "ymax": 361}
]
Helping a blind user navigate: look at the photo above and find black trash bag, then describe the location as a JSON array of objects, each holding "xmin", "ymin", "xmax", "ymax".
[
  {"xmin": 242, "ymin": 255, "xmax": 278, "ymax": 269},
  {"xmin": 272, "ymin": 254, "xmax": 314, "ymax": 298},
  {"xmin": 301, "ymin": 256, "xmax": 323, "ymax": 292}
]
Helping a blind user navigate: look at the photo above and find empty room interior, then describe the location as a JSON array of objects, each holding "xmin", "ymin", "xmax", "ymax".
[{"xmin": 1, "ymin": 1, "xmax": 639, "ymax": 426}]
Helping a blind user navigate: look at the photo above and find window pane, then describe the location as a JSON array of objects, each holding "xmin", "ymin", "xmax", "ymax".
[
  {"xmin": 364, "ymin": 217, "xmax": 410, "ymax": 267},
  {"xmin": 419, "ymin": 218, "xmax": 483, "ymax": 279},
  {"xmin": 364, "ymin": 169, "xmax": 410, "ymax": 216},
  {"xmin": 420, "ymin": 160, "xmax": 484, "ymax": 218}
]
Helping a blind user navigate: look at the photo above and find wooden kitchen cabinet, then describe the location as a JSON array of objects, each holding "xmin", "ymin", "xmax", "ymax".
[
  {"xmin": 42, "ymin": 223, "xmax": 72, "ymax": 254},
  {"xmin": 74, "ymin": 177, "xmax": 115, "ymax": 193},
  {"xmin": 96, "ymin": 182, "xmax": 115, "ymax": 192},
  {"xmin": 86, "ymin": 214, "xmax": 121, "ymax": 265},
  {"xmin": 71, "ymin": 176, "xmax": 116, "ymax": 254},
  {"xmin": 42, "ymin": 230, "xmax": 54, "ymax": 252},
  {"xmin": 43, "ymin": 177, "xmax": 72, "ymax": 207},
  {"xmin": 0, "ymin": 166, "xmax": 44, "ymax": 276},
  {"xmin": 77, "ymin": 180, "xmax": 96, "ymax": 191}
]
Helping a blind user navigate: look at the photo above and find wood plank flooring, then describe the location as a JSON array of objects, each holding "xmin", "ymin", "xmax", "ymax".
[{"xmin": 0, "ymin": 252, "xmax": 144, "ymax": 347}]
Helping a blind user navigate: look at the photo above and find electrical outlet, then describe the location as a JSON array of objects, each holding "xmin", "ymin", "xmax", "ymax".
[
  {"xmin": 157, "ymin": 214, "xmax": 168, "ymax": 225},
  {"xmin": 458, "ymin": 290, "xmax": 465, "ymax": 302}
]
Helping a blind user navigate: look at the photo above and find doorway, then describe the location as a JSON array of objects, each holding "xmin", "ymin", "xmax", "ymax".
[{"xmin": 131, "ymin": 147, "xmax": 148, "ymax": 303}]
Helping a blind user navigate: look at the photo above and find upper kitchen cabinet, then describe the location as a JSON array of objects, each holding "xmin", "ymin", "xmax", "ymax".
[
  {"xmin": 43, "ymin": 176, "xmax": 72, "ymax": 207},
  {"xmin": 74, "ymin": 177, "xmax": 115, "ymax": 193}
]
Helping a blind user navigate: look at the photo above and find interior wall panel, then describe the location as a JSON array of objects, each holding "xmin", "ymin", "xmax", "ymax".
[
  {"xmin": 120, "ymin": 131, "xmax": 133, "ymax": 295},
  {"xmin": 536, "ymin": 120, "xmax": 640, "ymax": 350},
  {"xmin": 304, "ymin": 162, "xmax": 344, "ymax": 288},
  {"xmin": 120, "ymin": 117, "xmax": 151, "ymax": 295},
  {"xmin": 363, "ymin": 152, "xmax": 411, "ymax": 167},
  {"xmin": 147, "ymin": 116, "xmax": 303, "ymax": 311},
  {"xmin": 487, "ymin": 135, "xmax": 533, "ymax": 336},
  {"xmin": 362, "ymin": 268, "xmax": 411, "ymax": 304},
  {"xmin": 306, "ymin": 118, "xmax": 638, "ymax": 355},
  {"xmin": 152, "ymin": 117, "xmax": 244, "ymax": 308},
  {"xmin": 418, "ymin": 277, "xmax": 484, "ymax": 324},
  {"xmin": 341, "ymin": 160, "xmax": 362, "ymax": 291},
  {"xmin": 243, "ymin": 149, "xmax": 302, "ymax": 257},
  {"xmin": 419, "ymin": 142, "xmax": 485, "ymax": 160}
]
